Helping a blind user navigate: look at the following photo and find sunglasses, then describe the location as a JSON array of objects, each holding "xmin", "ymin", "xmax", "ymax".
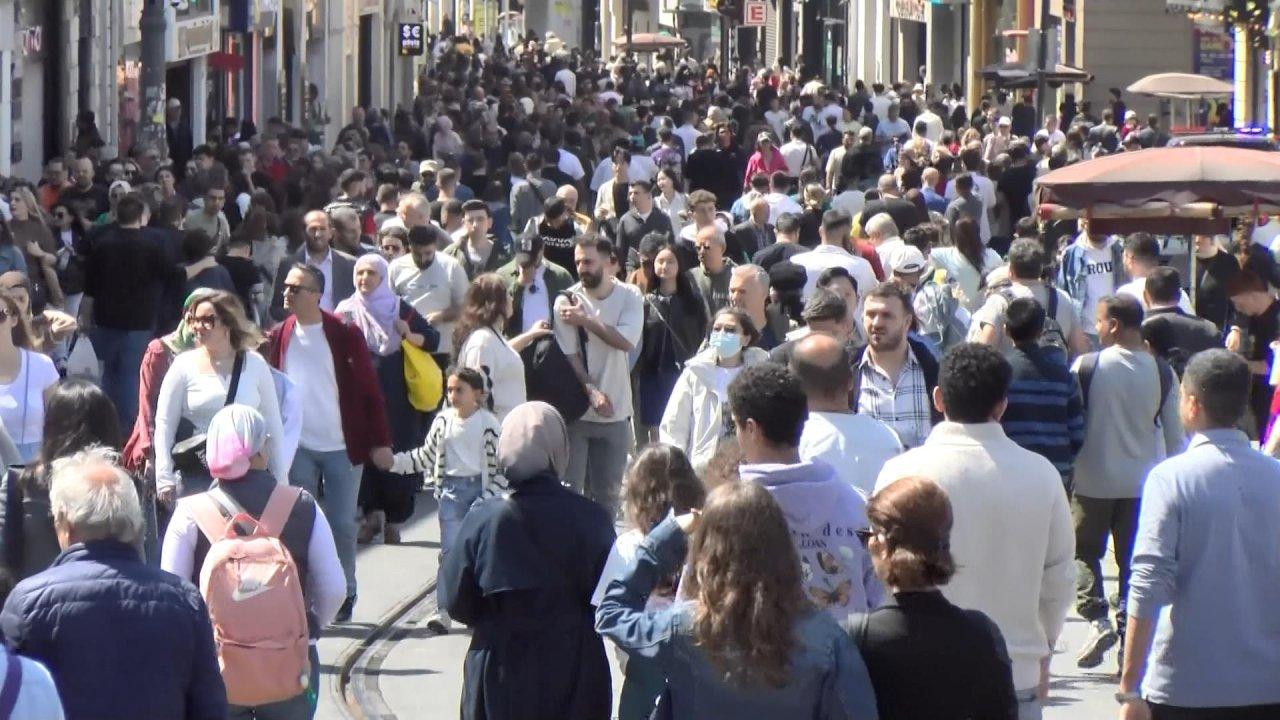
[
  {"xmin": 188, "ymin": 314, "xmax": 220, "ymax": 329},
  {"xmin": 854, "ymin": 528, "xmax": 876, "ymax": 548},
  {"xmin": 282, "ymin": 283, "xmax": 318, "ymax": 295}
]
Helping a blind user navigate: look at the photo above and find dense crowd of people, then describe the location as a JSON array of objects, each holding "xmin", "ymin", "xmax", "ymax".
[{"xmin": 0, "ymin": 27, "xmax": 1273, "ymax": 720}]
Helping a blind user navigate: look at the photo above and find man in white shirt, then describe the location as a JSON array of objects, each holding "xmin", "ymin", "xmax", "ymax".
[
  {"xmin": 1117, "ymin": 232, "xmax": 1194, "ymax": 313},
  {"xmin": 673, "ymin": 109, "xmax": 702, "ymax": 161},
  {"xmin": 869, "ymin": 83, "xmax": 892, "ymax": 122},
  {"xmin": 915, "ymin": 102, "xmax": 946, "ymax": 143},
  {"xmin": 269, "ymin": 210, "xmax": 357, "ymax": 322},
  {"xmin": 553, "ymin": 236, "xmax": 644, "ymax": 516},
  {"xmin": 877, "ymin": 343, "xmax": 1075, "ymax": 720},
  {"xmin": 944, "ymin": 145, "xmax": 998, "ymax": 231},
  {"xmin": 589, "ymin": 142, "xmax": 658, "ymax": 192},
  {"xmin": 865, "ymin": 213, "xmax": 907, "ymax": 274},
  {"xmin": 270, "ymin": 264, "xmax": 393, "ymax": 622},
  {"xmin": 794, "ymin": 333, "xmax": 902, "ymax": 497},
  {"xmin": 873, "ymin": 104, "xmax": 911, "ymax": 148},
  {"xmin": 553, "ymin": 62, "xmax": 576, "ymax": 97},
  {"xmin": 780, "ymin": 123, "xmax": 819, "ymax": 179},
  {"xmin": 825, "ymin": 130, "xmax": 857, "ymax": 190},
  {"xmin": 387, "ymin": 225, "xmax": 469, "ymax": 356},
  {"xmin": 793, "ymin": 209, "xmax": 878, "ymax": 299}
]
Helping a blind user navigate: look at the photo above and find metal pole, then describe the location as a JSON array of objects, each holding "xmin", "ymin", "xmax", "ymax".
[
  {"xmin": 625, "ymin": 0, "xmax": 634, "ymax": 62},
  {"xmin": 140, "ymin": 0, "xmax": 168, "ymax": 160},
  {"xmin": 1034, "ymin": 0, "xmax": 1051, "ymax": 123}
]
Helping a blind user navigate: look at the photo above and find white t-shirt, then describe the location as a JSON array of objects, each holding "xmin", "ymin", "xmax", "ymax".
[
  {"xmin": 831, "ymin": 190, "xmax": 866, "ymax": 219},
  {"xmin": 0, "ymin": 350, "xmax": 58, "ymax": 448},
  {"xmin": 284, "ymin": 322, "xmax": 348, "ymax": 453},
  {"xmin": 792, "ymin": 245, "xmax": 880, "ymax": 299},
  {"xmin": 1080, "ymin": 238, "xmax": 1120, "ymax": 335},
  {"xmin": 443, "ymin": 411, "xmax": 487, "ymax": 477},
  {"xmin": 457, "ymin": 326, "xmax": 526, "ymax": 422},
  {"xmin": 553, "ymin": 281, "xmax": 644, "ymax": 424},
  {"xmin": 764, "ymin": 110, "xmax": 789, "ymax": 142},
  {"xmin": 800, "ymin": 411, "xmax": 904, "ymax": 499},
  {"xmin": 388, "ymin": 253, "xmax": 469, "ymax": 354},
  {"xmin": 554, "ymin": 68, "xmax": 577, "ymax": 97},
  {"xmin": 1117, "ymin": 277, "xmax": 1194, "ymax": 314},
  {"xmin": 520, "ymin": 265, "xmax": 552, "ymax": 333},
  {"xmin": 780, "ymin": 140, "xmax": 818, "ymax": 177}
]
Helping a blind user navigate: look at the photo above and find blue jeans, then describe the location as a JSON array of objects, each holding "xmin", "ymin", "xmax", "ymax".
[
  {"xmin": 91, "ymin": 327, "xmax": 152, "ymax": 429},
  {"xmin": 227, "ymin": 644, "xmax": 321, "ymax": 720},
  {"xmin": 438, "ymin": 474, "xmax": 483, "ymax": 564},
  {"xmin": 289, "ymin": 447, "xmax": 362, "ymax": 597}
]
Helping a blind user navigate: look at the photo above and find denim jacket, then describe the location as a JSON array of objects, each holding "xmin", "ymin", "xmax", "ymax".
[
  {"xmin": 1056, "ymin": 237, "xmax": 1126, "ymax": 326},
  {"xmin": 595, "ymin": 517, "xmax": 879, "ymax": 720}
]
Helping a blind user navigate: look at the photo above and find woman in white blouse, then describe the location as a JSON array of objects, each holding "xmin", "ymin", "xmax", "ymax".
[
  {"xmin": 654, "ymin": 168, "xmax": 689, "ymax": 227},
  {"xmin": 0, "ymin": 291, "xmax": 58, "ymax": 463},
  {"xmin": 154, "ymin": 290, "xmax": 285, "ymax": 507},
  {"xmin": 453, "ymin": 273, "xmax": 552, "ymax": 421}
]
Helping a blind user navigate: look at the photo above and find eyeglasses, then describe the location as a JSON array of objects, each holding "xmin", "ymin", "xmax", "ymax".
[
  {"xmin": 854, "ymin": 528, "xmax": 876, "ymax": 548},
  {"xmin": 188, "ymin": 314, "xmax": 220, "ymax": 329},
  {"xmin": 282, "ymin": 283, "xmax": 318, "ymax": 295}
]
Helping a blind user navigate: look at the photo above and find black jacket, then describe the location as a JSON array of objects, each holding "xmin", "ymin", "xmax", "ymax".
[
  {"xmin": 849, "ymin": 590, "xmax": 1018, "ymax": 720},
  {"xmin": 1142, "ymin": 307, "xmax": 1221, "ymax": 374},
  {"xmin": 439, "ymin": 473, "xmax": 616, "ymax": 720}
]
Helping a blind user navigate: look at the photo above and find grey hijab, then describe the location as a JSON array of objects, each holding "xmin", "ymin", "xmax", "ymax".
[{"xmin": 497, "ymin": 402, "xmax": 569, "ymax": 483}]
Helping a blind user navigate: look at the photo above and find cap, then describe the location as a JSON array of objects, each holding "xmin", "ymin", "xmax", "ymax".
[
  {"xmin": 1125, "ymin": 109, "xmax": 1138, "ymax": 120},
  {"xmin": 515, "ymin": 233, "xmax": 544, "ymax": 263},
  {"xmin": 768, "ymin": 261, "xmax": 807, "ymax": 294},
  {"xmin": 997, "ymin": 116, "xmax": 1012, "ymax": 127},
  {"xmin": 891, "ymin": 246, "xmax": 927, "ymax": 275},
  {"xmin": 419, "ymin": 159, "xmax": 442, "ymax": 174},
  {"xmin": 757, "ymin": 131, "xmax": 773, "ymax": 144}
]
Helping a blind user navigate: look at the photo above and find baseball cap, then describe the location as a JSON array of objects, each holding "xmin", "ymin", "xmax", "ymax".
[
  {"xmin": 891, "ymin": 246, "xmax": 927, "ymax": 275},
  {"xmin": 997, "ymin": 116, "xmax": 1012, "ymax": 127},
  {"xmin": 757, "ymin": 131, "xmax": 773, "ymax": 144},
  {"xmin": 419, "ymin": 159, "xmax": 442, "ymax": 175},
  {"xmin": 515, "ymin": 233, "xmax": 544, "ymax": 264}
]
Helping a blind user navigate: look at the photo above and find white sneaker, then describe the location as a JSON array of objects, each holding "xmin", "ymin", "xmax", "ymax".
[
  {"xmin": 1076, "ymin": 618, "xmax": 1118, "ymax": 668},
  {"xmin": 426, "ymin": 611, "xmax": 452, "ymax": 635}
]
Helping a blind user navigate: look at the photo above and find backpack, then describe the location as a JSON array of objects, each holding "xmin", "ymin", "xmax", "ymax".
[
  {"xmin": 1077, "ymin": 351, "xmax": 1175, "ymax": 428},
  {"xmin": 914, "ymin": 271, "xmax": 970, "ymax": 352},
  {"xmin": 191, "ymin": 485, "xmax": 310, "ymax": 707},
  {"xmin": 992, "ymin": 283, "xmax": 1068, "ymax": 352},
  {"xmin": 519, "ymin": 332, "xmax": 590, "ymax": 423}
]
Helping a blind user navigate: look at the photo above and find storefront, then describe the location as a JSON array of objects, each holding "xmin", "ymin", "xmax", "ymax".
[
  {"xmin": 12, "ymin": 0, "xmax": 56, "ymax": 178},
  {"xmin": 168, "ymin": 1, "xmax": 221, "ymax": 150}
]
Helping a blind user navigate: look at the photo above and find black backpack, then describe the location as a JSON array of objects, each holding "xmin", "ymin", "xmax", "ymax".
[
  {"xmin": 519, "ymin": 333, "xmax": 590, "ymax": 424},
  {"xmin": 992, "ymin": 283, "xmax": 1069, "ymax": 353}
]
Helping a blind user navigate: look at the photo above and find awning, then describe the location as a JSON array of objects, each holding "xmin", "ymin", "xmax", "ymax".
[
  {"xmin": 208, "ymin": 51, "xmax": 245, "ymax": 73},
  {"xmin": 979, "ymin": 61, "xmax": 1093, "ymax": 89}
]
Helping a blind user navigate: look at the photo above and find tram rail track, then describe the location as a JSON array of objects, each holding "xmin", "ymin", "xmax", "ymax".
[{"xmin": 336, "ymin": 579, "xmax": 439, "ymax": 719}]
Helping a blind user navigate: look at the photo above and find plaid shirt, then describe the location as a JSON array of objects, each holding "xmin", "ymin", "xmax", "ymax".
[{"xmin": 856, "ymin": 346, "xmax": 932, "ymax": 449}]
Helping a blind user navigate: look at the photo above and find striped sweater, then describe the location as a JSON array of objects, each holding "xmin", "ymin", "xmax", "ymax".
[
  {"xmin": 390, "ymin": 407, "xmax": 507, "ymax": 499},
  {"xmin": 1000, "ymin": 344, "xmax": 1085, "ymax": 478}
]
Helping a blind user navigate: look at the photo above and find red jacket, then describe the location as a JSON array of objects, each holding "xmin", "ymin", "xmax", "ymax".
[{"xmin": 265, "ymin": 311, "xmax": 391, "ymax": 464}]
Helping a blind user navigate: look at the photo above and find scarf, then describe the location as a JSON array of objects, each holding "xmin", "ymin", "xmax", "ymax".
[
  {"xmin": 162, "ymin": 290, "xmax": 212, "ymax": 354},
  {"xmin": 496, "ymin": 401, "xmax": 568, "ymax": 484},
  {"xmin": 206, "ymin": 404, "xmax": 267, "ymax": 481},
  {"xmin": 337, "ymin": 254, "xmax": 402, "ymax": 356}
]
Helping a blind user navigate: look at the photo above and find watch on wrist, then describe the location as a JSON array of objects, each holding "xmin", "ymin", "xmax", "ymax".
[{"xmin": 1114, "ymin": 691, "xmax": 1142, "ymax": 705}]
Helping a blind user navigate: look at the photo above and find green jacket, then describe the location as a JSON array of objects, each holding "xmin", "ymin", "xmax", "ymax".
[
  {"xmin": 443, "ymin": 234, "xmax": 513, "ymax": 281},
  {"xmin": 495, "ymin": 258, "xmax": 575, "ymax": 340}
]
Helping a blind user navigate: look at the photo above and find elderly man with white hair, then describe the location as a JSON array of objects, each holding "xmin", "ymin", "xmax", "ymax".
[
  {"xmin": 729, "ymin": 264, "xmax": 791, "ymax": 350},
  {"xmin": 691, "ymin": 226, "xmax": 735, "ymax": 314},
  {"xmin": 865, "ymin": 213, "xmax": 908, "ymax": 274},
  {"xmin": 1, "ymin": 447, "xmax": 227, "ymax": 719}
]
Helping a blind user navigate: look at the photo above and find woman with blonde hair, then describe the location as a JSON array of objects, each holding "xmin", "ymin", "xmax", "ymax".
[
  {"xmin": 798, "ymin": 183, "xmax": 827, "ymax": 247},
  {"xmin": 8, "ymin": 186, "xmax": 62, "ymax": 309},
  {"xmin": 596, "ymin": 480, "xmax": 879, "ymax": 718},
  {"xmin": 154, "ymin": 289, "xmax": 285, "ymax": 505},
  {"xmin": 852, "ymin": 477, "xmax": 1016, "ymax": 718}
]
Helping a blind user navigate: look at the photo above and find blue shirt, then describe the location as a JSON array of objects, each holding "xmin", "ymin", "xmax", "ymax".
[{"xmin": 1128, "ymin": 429, "xmax": 1280, "ymax": 707}]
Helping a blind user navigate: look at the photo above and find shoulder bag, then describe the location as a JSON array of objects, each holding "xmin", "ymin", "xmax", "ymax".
[{"xmin": 171, "ymin": 352, "xmax": 245, "ymax": 476}]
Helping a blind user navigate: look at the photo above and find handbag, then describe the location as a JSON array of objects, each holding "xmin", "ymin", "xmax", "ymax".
[
  {"xmin": 65, "ymin": 333, "xmax": 100, "ymax": 383},
  {"xmin": 403, "ymin": 339, "xmax": 444, "ymax": 412},
  {"xmin": 171, "ymin": 353, "xmax": 245, "ymax": 476}
]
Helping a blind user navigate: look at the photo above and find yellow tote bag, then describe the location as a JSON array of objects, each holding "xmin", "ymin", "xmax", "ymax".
[{"xmin": 402, "ymin": 340, "xmax": 443, "ymax": 412}]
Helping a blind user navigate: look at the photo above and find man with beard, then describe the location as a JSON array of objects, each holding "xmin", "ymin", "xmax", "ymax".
[
  {"xmin": 850, "ymin": 282, "xmax": 941, "ymax": 449},
  {"xmin": 388, "ymin": 223, "xmax": 467, "ymax": 359},
  {"xmin": 553, "ymin": 236, "xmax": 644, "ymax": 516},
  {"xmin": 270, "ymin": 209, "xmax": 357, "ymax": 322},
  {"xmin": 497, "ymin": 233, "xmax": 573, "ymax": 339},
  {"xmin": 59, "ymin": 156, "xmax": 109, "ymax": 223}
]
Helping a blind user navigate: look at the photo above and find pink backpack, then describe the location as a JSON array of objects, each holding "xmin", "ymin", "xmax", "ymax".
[{"xmin": 191, "ymin": 485, "xmax": 311, "ymax": 707}]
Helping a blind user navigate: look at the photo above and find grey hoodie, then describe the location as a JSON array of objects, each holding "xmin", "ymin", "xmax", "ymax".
[{"xmin": 740, "ymin": 458, "xmax": 885, "ymax": 622}]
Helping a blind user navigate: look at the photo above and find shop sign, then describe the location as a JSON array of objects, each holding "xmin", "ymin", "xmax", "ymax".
[
  {"xmin": 171, "ymin": 14, "xmax": 220, "ymax": 61},
  {"xmin": 398, "ymin": 23, "xmax": 425, "ymax": 56},
  {"xmin": 743, "ymin": 0, "xmax": 766, "ymax": 26},
  {"xmin": 889, "ymin": 0, "xmax": 927, "ymax": 23},
  {"xmin": 359, "ymin": 0, "xmax": 380, "ymax": 13},
  {"xmin": 19, "ymin": 27, "xmax": 41, "ymax": 57},
  {"xmin": 1194, "ymin": 27, "xmax": 1234, "ymax": 81}
]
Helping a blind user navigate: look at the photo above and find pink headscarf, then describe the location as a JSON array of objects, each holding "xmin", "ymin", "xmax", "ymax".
[
  {"xmin": 206, "ymin": 404, "xmax": 267, "ymax": 481},
  {"xmin": 336, "ymin": 253, "xmax": 402, "ymax": 356}
]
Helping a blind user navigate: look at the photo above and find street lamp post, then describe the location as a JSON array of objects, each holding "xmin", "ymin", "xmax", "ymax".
[
  {"xmin": 1034, "ymin": 0, "xmax": 1051, "ymax": 124},
  {"xmin": 140, "ymin": 0, "xmax": 169, "ymax": 159}
]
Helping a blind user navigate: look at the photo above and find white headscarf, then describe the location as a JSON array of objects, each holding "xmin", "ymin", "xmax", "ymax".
[{"xmin": 206, "ymin": 404, "xmax": 268, "ymax": 481}]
